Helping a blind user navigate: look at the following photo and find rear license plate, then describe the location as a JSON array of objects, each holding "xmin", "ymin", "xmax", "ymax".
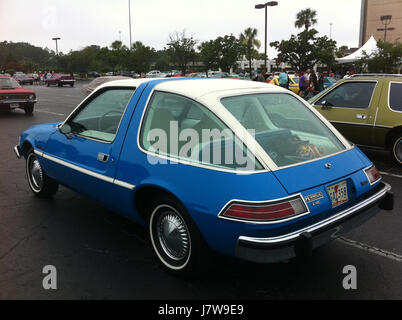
[
  {"xmin": 10, "ymin": 103, "xmax": 19, "ymax": 109},
  {"xmin": 327, "ymin": 181, "xmax": 348, "ymax": 208}
]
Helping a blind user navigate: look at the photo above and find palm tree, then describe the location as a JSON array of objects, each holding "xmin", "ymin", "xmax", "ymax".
[
  {"xmin": 239, "ymin": 28, "xmax": 261, "ymax": 79},
  {"xmin": 295, "ymin": 8, "xmax": 318, "ymax": 31}
]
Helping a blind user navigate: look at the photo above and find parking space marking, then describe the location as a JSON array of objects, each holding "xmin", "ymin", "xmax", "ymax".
[
  {"xmin": 35, "ymin": 110, "xmax": 65, "ymax": 116},
  {"xmin": 380, "ymin": 171, "xmax": 402, "ymax": 179},
  {"xmin": 337, "ymin": 237, "xmax": 402, "ymax": 262}
]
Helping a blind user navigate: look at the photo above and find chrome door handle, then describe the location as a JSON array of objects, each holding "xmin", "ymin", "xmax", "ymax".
[
  {"xmin": 97, "ymin": 153, "xmax": 109, "ymax": 163},
  {"xmin": 356, "ymin": 114, "xmax": 367, "ymax": 120}
]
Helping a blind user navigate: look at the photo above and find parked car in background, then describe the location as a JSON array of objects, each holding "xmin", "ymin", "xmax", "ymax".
[
  {"xmin": 105, "ymin": 72, "xmax": 114, "ymax": 76},
  {"xmin": 222, "ymin": 73, "xmax": 248, "ymax": 80},
  {"xmin": 270, "ymin": 76, "xmax": 300, "ymax": 95},
  {"xmin": 309, "ymin": 74, "xmax": 402, "ymax": 165},
  {"xmin": 146, "ymin": 70, "xmax": 161, "ymax": 78},
  {"xmin": 13, "ymin": 73, "xmax": 34, "ymax": 85},
  {"xmin": 14, "ymin": 78, "xmax": 393, "ymax": 275},
  {"xmin": 88, "ymin": 71, "xmax": 101, "ymax": 78},
  {"xmin": 81, "ymin": 76, "xmax": 131, "ymax": 96},
  {"xmin": 45, "ymin": 74, "xmax": 75, "ymax": 87},
  {"xmin": 324, "ymin": 76, "xmax": 337, "ymax": 89},
  {"xmin": 0, "ymin": 76, "xmax": 37, "ymax": 114}
]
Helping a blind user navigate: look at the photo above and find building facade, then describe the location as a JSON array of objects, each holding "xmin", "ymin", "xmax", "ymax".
[{"xmin": 359, "ymin": 0, "xmax": 402, "ymax": 46}]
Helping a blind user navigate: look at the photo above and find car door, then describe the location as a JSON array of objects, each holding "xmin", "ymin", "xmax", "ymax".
[
  {"xmin": 42, "ymin": 87, "xmax": 137, "ymax": 199},
  {"xmin": 312, "ymin": 80, "xmax": 380, "ymax": 146}
]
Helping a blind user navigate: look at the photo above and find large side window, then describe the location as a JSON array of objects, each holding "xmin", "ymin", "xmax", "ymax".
[
  {"xmin": 140, "ymin": 91, "xmax": 263, "ymax": 171},
  {"xmin": 389, "ymin": 82, "xmax": 402, "ymax": 112},
  {"xmin": 316, "ymin": 82, "xmax": 376, "ymax": 109},
  {"xmin": 68, "ymin": 88, "xmax": 135, "ymax": 142}
]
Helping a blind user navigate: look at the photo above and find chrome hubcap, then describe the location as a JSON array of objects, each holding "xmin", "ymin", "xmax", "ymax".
[
  {"xmin": 157, "ymin": 212, "xmax": 189, "ymax": 261},
  {"xmin": 29, "ymin": 157, "xmax": 43, "ymax": 191}
]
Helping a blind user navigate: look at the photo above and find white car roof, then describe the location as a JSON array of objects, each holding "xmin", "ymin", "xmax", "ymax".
[{"xmin": 97, "ymin": 78, "xmax": 287, "ymax": 99}]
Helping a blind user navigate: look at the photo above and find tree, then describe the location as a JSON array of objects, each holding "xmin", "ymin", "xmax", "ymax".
[
  {"xmin": 216, "ymin": 35, "xmax": 242, "ymax": 72},
  {"xmin": 154, "ymin": 50, "xmax": 171, "ymax": 71},
  {"xmin": 127, "ymin": 41, "xmax": 157, "ymax": 74},
  {"xmin": 358, "ymin": 40, "xmax": 402, "ymax": 73},
  {"xmin": 239, "ymin": 28, "xmax": 261, "ymax": 78},
  {"xmin": 166, "ymin": 30, "xmax": 197, "ymax": 74},
  {"xmin": 336, "ymin": 45, "xmax": 350, "ymax": 58},
  {"xmin": 198, "ymin": 40, "xmax": 219, "ymax": 76},
  {"xmin": 271, "ymin": 29, "xmax": 337, "ymax": 71},
  {"xmin": 295, "ymin": 8, "xmax": 318, "ymax": 31}
]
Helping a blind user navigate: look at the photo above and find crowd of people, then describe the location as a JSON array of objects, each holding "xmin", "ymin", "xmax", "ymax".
[{"xmin": 252, "ymin": 68, "xmax": 341, "ymax": 100}]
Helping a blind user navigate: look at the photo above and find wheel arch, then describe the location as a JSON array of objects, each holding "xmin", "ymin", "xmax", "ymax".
[
  {"xmin": 21, "ymin": 140, "xmax": 34, "ymax": 159},
  {"xmin": 134, "ymin": 184, "xmax": 187, "ymax": 222},
  {"xmin": 385, "ymin": 126, "xmax": 402, "ymax": 149}
]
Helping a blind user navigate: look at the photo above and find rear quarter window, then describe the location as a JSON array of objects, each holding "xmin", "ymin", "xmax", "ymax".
[{"xmin": 389, "ymin": 82, "xmax": 402, "ymax": 112}]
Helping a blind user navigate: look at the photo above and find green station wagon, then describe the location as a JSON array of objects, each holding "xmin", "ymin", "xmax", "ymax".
[{"xmin": 309, "ymin": 74, "xmax": 402, "ymax": 165}]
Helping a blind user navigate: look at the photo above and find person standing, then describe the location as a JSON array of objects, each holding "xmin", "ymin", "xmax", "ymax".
[
  {"xmin": 278, "ymin": 68, "xmax": 289, "ymax": 89},
  {"xmin": 318, "ymin": 72, "xmax": 325, "ymax": 92},
  {"xmin": 298, "ymin": 71, "xmax": 308, "ymax": 97},
  {"xmin": 305, "ymin": 68, "xmax": 311, "ymax": 83}
]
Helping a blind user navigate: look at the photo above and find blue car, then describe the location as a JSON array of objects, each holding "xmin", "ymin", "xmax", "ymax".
[
  {"xmin": 14, "ymin": 78, "xmax": 393, "ymax": 275},
  {"xmin": 324, "ymin": 76, "xmax": 337, "ymax": 89}
]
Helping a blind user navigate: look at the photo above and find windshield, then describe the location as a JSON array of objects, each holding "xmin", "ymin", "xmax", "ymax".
[
  {"xmin": 0, "ymin": 78, "xmax": 21, "ymax": 89},
  {"xmin": 220, "ymin": 93, "xmax": 346, "ymax": 168}
]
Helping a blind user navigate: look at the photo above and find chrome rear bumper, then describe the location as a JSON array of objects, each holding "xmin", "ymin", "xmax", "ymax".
[{"xmin": 236, "ymin": 182, "xmax": 393, "ymax": 263}]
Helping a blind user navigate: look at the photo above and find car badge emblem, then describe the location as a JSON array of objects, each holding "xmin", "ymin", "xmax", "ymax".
[{"xmin": 325, "ymin": 163, "xmax": 332, "ymax": 169}]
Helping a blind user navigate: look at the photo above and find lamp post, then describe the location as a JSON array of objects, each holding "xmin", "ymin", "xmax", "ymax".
[
  {"xmin": 330, "ymin": 23, "xmax": 333, "ymax": 39},
  {"xmin": 377, "ymin": 15, "xmax": 395, "ymax": 42},
  {"xmin": 128, "ymin": 0, "xmax": 132, "ymax": 50},
  {"xmin": 52, "ymin": 37, "xmax": 61, "ymax": 56},
  {"xmin": 255, "ymin": 1, "xmax": 278, "ymax": 73}
]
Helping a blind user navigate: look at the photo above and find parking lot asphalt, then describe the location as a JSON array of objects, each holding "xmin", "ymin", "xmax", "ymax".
[{"xmin": 0, "ymin": 82, "xmax": 401, "ymax": 299}]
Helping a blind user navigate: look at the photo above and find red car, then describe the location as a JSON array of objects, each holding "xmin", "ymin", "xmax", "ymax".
[
  {"xmin": 13, "ymin": 73, "xmax": 34, "ymax": 85},
  {"xmin": 45, "ymin": 74, "xmax": 75, "ymax": 87},
  {"xmin": 0, "ymin": 76, "xmax": 37, "ymax": 115}
]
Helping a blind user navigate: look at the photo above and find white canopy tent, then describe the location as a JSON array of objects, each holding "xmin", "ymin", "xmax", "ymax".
[{"xmin": 336, "ymin": 36, "xmax": 378, "ymax": 64}]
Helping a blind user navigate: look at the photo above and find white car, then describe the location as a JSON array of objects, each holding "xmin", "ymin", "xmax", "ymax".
[{"xmin": 146, "ymin": 70, "xmax": 161, "ymax": 78}]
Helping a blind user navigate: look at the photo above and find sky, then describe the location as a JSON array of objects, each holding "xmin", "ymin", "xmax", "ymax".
[{"xmin": 0, "ymin": 0, "xmax": 362, "ymax": 58}]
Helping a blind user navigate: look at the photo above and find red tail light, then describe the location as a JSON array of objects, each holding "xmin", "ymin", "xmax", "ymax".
[
  {"xmin": 364, "ymin": 165, "xmax": 381, "ymax": 185},
  {"xmin": 221, "ymin": 196, "xmax": 308, "ymax": 223}
]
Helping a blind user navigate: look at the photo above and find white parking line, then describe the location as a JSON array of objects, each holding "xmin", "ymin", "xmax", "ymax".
[
  {"xmin": 337, "ymin": 237, "xmax": 402, "ymax": 262},
  {"xmin": 380, "ymin": 171, "xmax": 402, "ymax": 179},
  {"xmin": 35, "ymin": 110, "xmax": 65, "ymax": 116}
]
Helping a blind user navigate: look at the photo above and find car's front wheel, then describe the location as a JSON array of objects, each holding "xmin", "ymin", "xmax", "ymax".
[
  {"xmin": 392, "ymin": 134, "xmax": 402, "ymax": 165},
  {"xmin": 26, "ymin": 149, "xmax": 59, "ymax": 198},
  {"xmin": 148, "ymin": 196, "xmax": 211, "ymax": 276}
]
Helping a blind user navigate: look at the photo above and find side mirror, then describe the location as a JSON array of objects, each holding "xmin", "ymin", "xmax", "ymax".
[
  {"xmin": 321, "ymin": 100, "xmax": 332, "ymax": 110},
  {"xmin": 59, "ymin": 124, "xmax": 72, "ymax": 135}
]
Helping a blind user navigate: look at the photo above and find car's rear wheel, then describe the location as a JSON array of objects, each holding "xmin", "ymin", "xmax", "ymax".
[
  {"xmin": 392, "ymin": 134, "xmax": 402, "ymax": 165},
  {"xmin": 24, "ymin": 104, "xmax": 34, "ymax": 115},
  {"xmin": 148, "ymin": 196, "xmax": 211, "ymax": 276},
  {"xmin": 70, "ymin": 83, "xmax": 74, "ymax": 87},
  {"xmin": 26, "ymin": 149, "xmax": 59, "ymax": 198}
]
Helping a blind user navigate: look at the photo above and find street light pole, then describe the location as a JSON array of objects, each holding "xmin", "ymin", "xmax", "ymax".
[
  {"xmin": 255, "ymin": 1, "xmax": 278, "ymax": 73},
  {"xmin": 330, "ymin": 23, "xmax": 333, "ymax": 39},
  {"xmin": 377, "ymin": 15, "xmax": 395, "ymax": 42},
  {"xmin": 52, "ymin": 37, "xmax": 61, "ymax": 56},
  {"xmin": 128, "ymin": 0, "xmax": 132, "ymax": 50}
]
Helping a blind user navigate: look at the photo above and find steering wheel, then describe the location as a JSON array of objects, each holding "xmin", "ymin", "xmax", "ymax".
[{"xmin": 98, "ymin": 109, "xmax": 123, "ymax": 133}]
